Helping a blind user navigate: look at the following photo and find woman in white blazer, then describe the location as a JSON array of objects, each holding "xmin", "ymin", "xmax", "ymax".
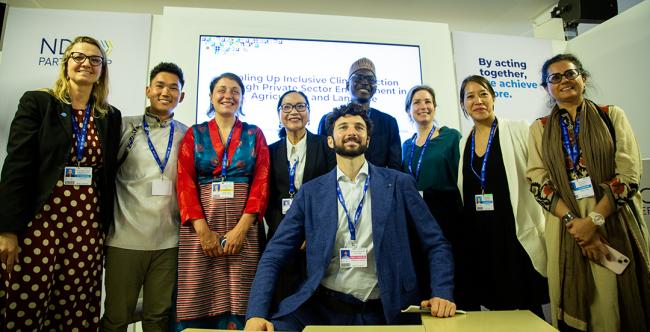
[{"xmin": 456, "ymin": 75, "xmax": 548, "ymax": 317}]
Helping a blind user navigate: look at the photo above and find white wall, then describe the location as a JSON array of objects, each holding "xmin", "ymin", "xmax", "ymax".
[
  {"xmin": 567, "ymin": 1, "xmax": 650, "ymax": 158},
  {"xmin": 149, "ymin": 7, "xmax": 460, "ymax": 131}
]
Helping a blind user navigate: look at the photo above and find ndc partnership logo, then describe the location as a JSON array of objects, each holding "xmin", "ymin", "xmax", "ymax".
[
  {"xmin": 98, "ymin": 39, "xmax": 113, "ymax": 55},
  {"xmin": 37, "ymin": 37, "xmax": 114, "ymax": 67}
]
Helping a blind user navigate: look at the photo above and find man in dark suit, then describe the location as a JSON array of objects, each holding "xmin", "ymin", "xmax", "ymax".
[
  {"xmin": 318, "ymin": 57, "xmax": 402, "ymax": 170},
  {"xmin": 245, "ymin": 102, "xmax": 455, "ymax": 331}
]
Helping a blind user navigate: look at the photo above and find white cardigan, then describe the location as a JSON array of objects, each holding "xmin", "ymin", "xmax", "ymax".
[{"xmin": 457, "ymin": 118, "xmax": 547, "ymax": 277}]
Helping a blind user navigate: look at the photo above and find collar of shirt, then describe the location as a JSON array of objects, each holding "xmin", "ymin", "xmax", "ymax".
[
  {"xmin": 285, "ymin": 133, "xmax": 307, "ymax": 163},
  {"xmin": 336, "ymin": 160, "xmax": 369, "ymax": 184},
  {"xmin": 145, "ymin": 108, "xmax": 175, "ymax": 128}
]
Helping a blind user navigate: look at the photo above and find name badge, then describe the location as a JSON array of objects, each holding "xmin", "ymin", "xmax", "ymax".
[
  {"xmin": 212, "ymin": 181, "xmax": 234, "ymax": 199},
  {"xmin": 64, "ymin": 166, "xmax": 92, "ymax": 186},
  {"xmin": 475, "ymin": 193, "xmax": 494, "ymax": 211},
  {"xmin": 152, "ymin": 179, "xmax": 172, "ymax": 196},
  {"xmin": 340, "ymin": 247, "xmax": 368, "ymax": 269},
  {"xmin": 571, "ymin": 177, "xmax": 595, "ymax": 199},
  {"xmin": 282, "ymin": 198, "xmax": 293, "ymax": 214}
]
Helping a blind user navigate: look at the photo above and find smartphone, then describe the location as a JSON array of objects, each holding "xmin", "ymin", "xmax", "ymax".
[
  {"xmin": 598, "ymin": 244, "xmax": 630, "ymax": 275},
  {"xmin": 219, "ymin": 235, "xmax": 227, "ymax": 248}
]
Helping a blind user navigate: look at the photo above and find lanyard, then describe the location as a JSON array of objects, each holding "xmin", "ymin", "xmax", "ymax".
[
  {"xmin": 142, "ymin": 115, "xmax": 175, "ymax": 176},
  {"xmin": 470, "ymin": 119, "xmax": 498, "ymax": 193},
  {"xmin": 336, "ymin": 174, "xmax": 370, "ymax": 242},
  {"xmin": 220, "ymin": 126, "xmax": 235, "ymax": 181},
  {"xmin": 560, "ymin": 114, "xmax": 581, "ymax": 171},
  {"xmin": 71, "ymin": 103, "xmax": 92, "ymax": 166},
  {"xmin": 408, "ymin": 125, "xmax": 436, "ymax": 180},
  {"xmin": 288, "ymin": 159, "xmax": 299, "ymax": 197}
]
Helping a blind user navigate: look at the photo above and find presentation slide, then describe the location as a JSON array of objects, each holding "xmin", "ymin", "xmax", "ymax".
[{"xmin": 197, "ymin": 36, "xmax": 422, "ymax": 144}]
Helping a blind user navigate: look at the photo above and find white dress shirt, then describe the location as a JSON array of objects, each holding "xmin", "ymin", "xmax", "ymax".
[
  {"xmin": 285, "ymin": 134, "xmax": 307, "ymax": 192},
  {"xmin": 107, "ymin": 112, "xmax": 187, "ymax": 250},
  {"xmin": 320, "ymin": 160, "xmax": 380, "ymax": 301}
]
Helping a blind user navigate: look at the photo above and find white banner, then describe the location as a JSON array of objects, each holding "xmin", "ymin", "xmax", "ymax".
[
  {"xmin": 0, "ymin": 8, "xmax": 151, "ymax": 168},
  {"xmin": 452, "ymin": 31, "xmax": 553, "ymax": 134}
]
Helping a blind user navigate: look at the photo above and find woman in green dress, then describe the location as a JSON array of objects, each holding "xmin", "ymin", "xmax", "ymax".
[{"xmin": 401, "ymin": 85, "xmax": 464, "ymax": 303}]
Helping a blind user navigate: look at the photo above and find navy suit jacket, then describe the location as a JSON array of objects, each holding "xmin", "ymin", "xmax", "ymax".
[{"xmin": 247, "ymin": 162, "xmax": 454, "ymax": 324}]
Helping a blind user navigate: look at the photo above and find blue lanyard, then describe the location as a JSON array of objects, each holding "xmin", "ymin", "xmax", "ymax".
[
  {"xmin": 142, "ymin": 115, "xmax": 175, "ymax": 175},
  {"xmin": 408, "ymin": 125, "xmax": 436, "ymax": 180},
  {"xmin": 70, "ymin": 103, "xmax": 92, "ymax": 166},
  {"xmin": 560, "ymin": 114, "xmax": 581, "ymax": 171},
  {"xmin": 220, "ymin": 126, "xmax": 235, "ymax": 181},
  {"xmin": 288, "ymin": 159, "xmax": 299, "ymax": 197},
  {"xmin": 470, "ymin": 119, "xmax": 498, "ymax": 193},
  {"xmin": 336, "ymin": 174, "xmax": 370, "ymax": 242}
]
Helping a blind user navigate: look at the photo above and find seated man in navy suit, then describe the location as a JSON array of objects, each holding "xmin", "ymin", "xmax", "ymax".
[{"xmin": 245, "ymin": 102, "xmax": 455, "ymax": 331}]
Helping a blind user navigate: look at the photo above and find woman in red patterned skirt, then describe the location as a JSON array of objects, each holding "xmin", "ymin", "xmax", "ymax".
[
  {"xmin": 0, "ymin": 36, "xmax": 121, "ymax": 331},
  {"xmin": 175, "ymin": 72, "xmax": 269, "ymax": 330}
]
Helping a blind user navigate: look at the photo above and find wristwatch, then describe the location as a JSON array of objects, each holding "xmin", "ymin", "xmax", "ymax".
[
  {"xmin": 589, "ymin": 211, "xmax": 605, "ymax": 226},
  {"xmin": 561, "ymin": 211, "xmax": 576, "ymax": 224}
]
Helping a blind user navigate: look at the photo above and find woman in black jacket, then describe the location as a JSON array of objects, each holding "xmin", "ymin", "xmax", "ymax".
[
  {"xmin": 0, "ymin": 36, "xmax": 121, "ymax": 331},
  {"xmin": 265, "ymin": 90, "xmax": 335, "ymax": 308}
]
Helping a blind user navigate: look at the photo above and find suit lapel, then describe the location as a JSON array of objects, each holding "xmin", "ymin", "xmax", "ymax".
[
  {"xmin": 274, "ymin": 138, "xmax": 290, "ymax": 192},
  {"xmin": 369, "ymin": 164, "xmax": 392, "ymax": 251},
  {"xmin": 303, "ymin": 131, "xmax": 319, "ymax": 181},
  {"xmin": 56, "ymin": 100, "xmax": 73, "ymax": 138},
  {"xmin": 314, "ymin": 169, "xmax": 340, "ymax": 263},
  {"xmin": 94, "ymin": 106, "xmax": 108, "ymax": 151},
  {"xmin": 498, "ymin": 121, "xmax": 520, "ymax": 220}
]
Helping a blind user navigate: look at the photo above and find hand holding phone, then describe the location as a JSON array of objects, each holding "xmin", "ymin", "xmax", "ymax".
[{"xmin": 598, "ymin": 244, "xmax": 630, "ymax": 275}]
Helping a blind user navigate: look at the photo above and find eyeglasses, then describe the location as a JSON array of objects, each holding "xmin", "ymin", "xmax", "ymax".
[
  {"xmin": 350, "ymin": 74, "xmax": 377, "ymax": 84},
  {"xmin": 280, "ymin": 103, "xmax": 308, "ymax": 113},
  {"xmin": 546, "ymin": 69, "xmax": 581, "ymax": 84},
  {"xmin": 69, "ymin": 52, "xmax": 104, "ymax": 67}
]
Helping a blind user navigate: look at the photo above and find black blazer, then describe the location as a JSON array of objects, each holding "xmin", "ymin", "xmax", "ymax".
[
  {"xmin": 265, "ymin": 131, "xmax": 335, "ymax": 241},
  {"xmin": 0, "ymin": 90, "xmax": 122, "ymax": 234}
]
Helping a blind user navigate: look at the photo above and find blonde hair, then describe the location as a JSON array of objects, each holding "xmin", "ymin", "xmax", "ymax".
[{"xmin": 52, "ymin": 36, "xmax": 110, "ymax": 116}]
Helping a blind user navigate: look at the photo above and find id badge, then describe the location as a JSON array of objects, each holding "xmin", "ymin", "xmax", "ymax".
[
  {"xmin": 475, "ymin": 193, "xmax": 494, "ymax": 211},
  {"xmin": 571, "ymin": 177, "xmax": 595, "ymax": 199},
  {"xmin": 64, "ymin": 166, "xmax": 92, "ymax": 186},
  {"xmin": 152, "ymin": 179, "xmax": 172, "ymax": 196},
  {"xmin": 281, "ymin": 198, "xmax": 293, "ymax": 214},
  {"xmin": 212, "ymin": 181, "xmax": 234, "ymax": 199},
  {"xmin": 339, "ymin": 247, "xmax": 368, "ymax": 269}
]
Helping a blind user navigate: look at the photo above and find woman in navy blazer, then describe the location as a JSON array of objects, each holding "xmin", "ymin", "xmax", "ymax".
[
  {"xmin": 0, "ymin": 36, "xmax": 121, "ymax": 330},
  {"xmin": 265, "ymin": 90, "xmax": 335, "ymax": 308}
]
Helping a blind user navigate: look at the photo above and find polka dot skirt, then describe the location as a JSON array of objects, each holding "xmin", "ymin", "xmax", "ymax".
[{"xmin": 1, "ymin": 109, "xmax": 104, "ymax": 331}]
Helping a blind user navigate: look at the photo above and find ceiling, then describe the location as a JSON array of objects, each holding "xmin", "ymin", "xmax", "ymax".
[{"xmin": 5, "ymin": 0, "xmax": 561, "ymax": 36}]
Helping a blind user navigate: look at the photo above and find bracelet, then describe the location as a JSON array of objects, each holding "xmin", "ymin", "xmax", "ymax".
[{"xmin": 561, "ymin": 211, "xmax": 576, "ymax": 224}]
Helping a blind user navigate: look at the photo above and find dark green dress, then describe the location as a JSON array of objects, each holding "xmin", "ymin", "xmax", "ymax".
[{"xmin": 401, "ymin": 126, "xmax": 463, "ymax": 301}]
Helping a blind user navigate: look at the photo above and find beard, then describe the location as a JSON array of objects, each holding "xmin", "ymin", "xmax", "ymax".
[{"xmin": 334, "ymin": 137, "xmax": 368, "ymax": 157}]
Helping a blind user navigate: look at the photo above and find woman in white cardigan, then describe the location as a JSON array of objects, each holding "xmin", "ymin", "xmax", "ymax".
[{"xmin": 456, "ymin": 75, "xmax": 548, "ymax": 316}]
